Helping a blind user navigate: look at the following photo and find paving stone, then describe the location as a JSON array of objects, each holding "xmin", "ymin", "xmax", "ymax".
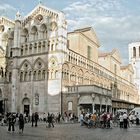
[{"xmin": 0, "ymin": 123, "xmax": 140, "ymax": 140}]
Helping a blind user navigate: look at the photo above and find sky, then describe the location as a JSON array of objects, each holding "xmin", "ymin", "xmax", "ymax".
[{"xmin": 0, "ymin": 0, "xmax": 140, "ymax": 64}]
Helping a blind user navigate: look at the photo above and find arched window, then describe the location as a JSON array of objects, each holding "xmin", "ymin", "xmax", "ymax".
[
  {"xmin": 24, "ymin": 72, "xmax": 28, "ymax": 81},
  {"xmin": 55, "ymin": 70, "xmax": 59, "ymax": 79},
  {"xmin": 38, "ymin": 42, "xmax": 41, "ymax": 53},
  {"xmin": 31, "ymin": 26, "xmax": 38, "ymax": 41},
  {"xmin": 68, "ymin": 101, "xmax": 73, "ymax": 111},
  {"xmin": 21, "ymin": 48, "xmax": 23, "ymax": 55},
  {"xmin": 42, "ymin": 70, "xmax": 45, "ymax": 80},
  {"xmin": 33, "ymin": 71, "xmax": 36, "ymax": 80},
  {"xmin": 20, "ymin": 72, "xmax": 23, "ymax": 82},
  {"xmin": 51, "ymin": 44, "xmax": 54, "ymax": 51},
  {"xmin": 133, "ymin": 47, "xmax": 136, "ymax": 57},
  {"xmin": 29, "ymin": 71, "xmax": 32, "ymax": 81},
  {"xmin": 29, "ymin": 45, "xmax": 32, "ymax": 54},
  {"xmin": 34, "ymin": 43, "xmax": 37, "ymax": 54},
  {"xmin": 38, "ymin": 70, "xmax": 41, "ymax": 80},
  {"xmin": 9, "ymin": 72, "xmax": 12, "ymax": 82}
]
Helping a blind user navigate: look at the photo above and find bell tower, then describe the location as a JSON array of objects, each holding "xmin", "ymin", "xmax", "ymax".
[{"xmin": 129, "ymin": 42, "xmax": 140, "ymax": 94}]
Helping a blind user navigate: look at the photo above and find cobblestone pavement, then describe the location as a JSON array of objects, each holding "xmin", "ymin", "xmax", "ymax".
[{"xmin": 1, "ymin": 123, "xmax": 140, "ymax": 140}]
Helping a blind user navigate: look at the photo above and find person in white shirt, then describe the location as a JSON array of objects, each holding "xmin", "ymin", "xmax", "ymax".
[
  {"xmin": 123, "ymin": 112, "xmax": 128, "ymax": 129},
  {"xmin": 80, "ymin": 113, "xmax": 84, "ymax": 126},
  {"xmin": 119, "ymin": 113, "xmax": 124, "ymax": 128}
]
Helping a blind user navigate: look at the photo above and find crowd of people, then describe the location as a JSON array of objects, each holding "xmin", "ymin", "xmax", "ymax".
[
  {"xmin": 80, "ymin": 111, "xmax": 140, "ymax": 129},
  {"xmin": 0, "ymin": 111, "xmax": 78, "ymax": 134},
  {"xmin": 0, "ymin": 110, "xmax": 139, "ymax": 134}
]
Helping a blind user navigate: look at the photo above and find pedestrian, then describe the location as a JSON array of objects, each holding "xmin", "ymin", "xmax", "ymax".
[
  {"xmin": 123, "ymin": 112, "xmax": 128, "ymax": 129},
  {"xmin": 19, "ymin": 114, "xmax": 25, "ymax": 133},
  {"xmin": 31, "ymin": 113, "xmax": 35, "ymax": 127},
  {"xmin": 35, "ymin": 112, "xmax": 39, "ymax": 127},
  {"xmin": 57, "ymin": 112, "xmax": 61, "ymax": 123},
  {"xmin": 119, "ymin": 112, "xmax": 124, "ymax": 128},
  {"xmin": 136, "ymin": 112, "xmax": 139, "ymax": 125},
  {"xmin": 47, "ymin": 113, "xmax": 54, "ymax": 128},
  {"xmin": 8, "ymin": 113, "xmax": 16, "ymax": 133},
  {"xmin": 80, "ymin": 112, "xmax": 84, "ymax": 126}
]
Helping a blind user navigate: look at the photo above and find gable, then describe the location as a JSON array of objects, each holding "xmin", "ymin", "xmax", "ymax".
[
  {"xmin": 24, "ymin": 4, "xmax": 61, "ymax": 25},
  {"xmin": 0, "ymin": 16, "xmax": 14, "ymax": 27},
  {"xmin": 111, "ymin": 49, "xmax": 121, "ymax": 64},
  {"xmin": 79, "ymin": 27, "xmax": 100, "ymax": 47}
]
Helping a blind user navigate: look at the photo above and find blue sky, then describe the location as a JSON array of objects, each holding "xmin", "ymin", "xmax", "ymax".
[{"xmin": 1, "ymin": 0, "xmax": 140, "ymax": 64}]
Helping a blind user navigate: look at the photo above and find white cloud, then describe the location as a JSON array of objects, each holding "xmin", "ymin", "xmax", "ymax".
[
  {"xmin": 0, "ymin": 3, "xmax": 16, "ymax": 17},
  {"xmin": 0, "ymin": 3, "xmax": 16, "ymax": 12},
  {"xmin": 63, "ymin": 0, "xmax": 140, "ymax": 64}
]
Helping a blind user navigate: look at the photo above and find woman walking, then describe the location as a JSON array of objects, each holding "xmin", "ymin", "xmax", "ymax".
[{"xmin": 19, "ymin": 114, "xmax": 25, "ymax": 133}]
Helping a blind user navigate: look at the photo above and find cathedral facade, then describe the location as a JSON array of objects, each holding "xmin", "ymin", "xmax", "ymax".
[{"xmin": 0, "ymin": 3, "xmax": 139, "ymax": 117}]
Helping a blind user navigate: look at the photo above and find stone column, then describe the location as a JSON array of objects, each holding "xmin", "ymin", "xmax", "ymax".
[
  {"xmin": 105, "ymin": 97, "xmax": 108, "ymax": 112},
  {"xmin": 99, "ymin": 96, "xmax": 102, "ymax": 113},
  {"xmin": 92, "ymin": 94, "xmax": 95, "ymax": 113}
]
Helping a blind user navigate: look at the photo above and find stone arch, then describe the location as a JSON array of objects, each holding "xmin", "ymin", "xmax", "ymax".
[
  {"xmin": 0, "ymin": 25, "xmax": 5, "ymax": 33},
  {"xmin": 70, "ymin": 66, "xmax": 77, "ymax": 82},
  {"xmin": 50, "ymin": 21, "xmax": 57, "ymax": 31},
  {"xmin": 49, "ymin": 56, "xmax": 58, "ymax": 68},
  {"xmin": 21, "ymin": 28, "xmax": 29, "ymax": 43},
  {"xmin": 79, "ymin": 95, "xmax": 93, "ymax": 104},
  {"xmin": 84, "ymin": 71, "xmax": 90, "ymax": 84},
  {"xmin": 40, "ymin": 24, "xmax": 47, "ymax": 39},
  {"xmin": 63, "ymin": 63, "xmax": 69, "ymax": 69},
  {"xmin": 30, "ymin": 26, "xmax": 38, "ymax": 34},
  {"xmin": 30, "ymin": 26, "xmax": 38, "ymax": 40},
  {"xmin": 77, "ymin": 69, "xmax": 83, "ymax": 84},
  {"xmin": 22, "ymin": 97, "xmax": 30, "ymax": 115},
  {"xmin": 22, "ymin": 97, "xmax": 30, "ymax": 105},
  {"xmin": 21, "ymin": 28, "xmax": 28, "ymax": 36},
  {"xmin": 19, "ymin": 59, "xmax": 32, "ymax": 71},
  {"xmin": 33, "ymin": 57, "xmax": 46, "ymax": 69},
  {"xmin": 40, "ymin": 23, "xmax": 47, "ymax": 31},
  {"xmin": 62, "ymin": 63, "xmax": 69, "ymax": 80},
  {"xmin": 71, "ymin": 66, "xmax": 76, "ymax": 72},
  {"xmin": 35, "ymin": 14, "xmax": 43, "ymax": 23}
]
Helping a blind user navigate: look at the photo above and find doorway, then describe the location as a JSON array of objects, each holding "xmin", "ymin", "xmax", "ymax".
[
  {"xmin": 24, "ymin": 105, "xmax": 30, "ymax": 116},
  {"xmin": 22, "ymin": 97, "xmax": 30, "ymax": 116},
  {"xmin": 0, "ymin": 100, "xmax": 3, "ymax": 114}
]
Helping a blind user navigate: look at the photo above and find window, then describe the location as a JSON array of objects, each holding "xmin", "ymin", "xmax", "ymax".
[
  {"xmin": 68, "ymin": 101, "xmax": 73, "ymax": 111},
  {"xmin": 24, "ymin": 72, "xmax": 28, "ymax": 81},
  {"xmin": 133, "ymin": 47, "xmax": 136, "ymax": 57},
  {"xmin": 29, "ymin": 71, "xmax": 32, "ymax": 81},
  {"xmin": 10, "ymin": 50, "xmax": 13, "ymax": 57},
  {"xmin": 87, "ymin": 46, "xmax": 91, "ymax": 59},
  {"xmin": 114, "ymin": 64, "xmax": 117, "ymax": 74},
  {"xmin": 20, "ymin": 72, "xmax": 23, "ymax": 82},
  {"xmin": 9, "ymin": 72, "xmax": 12, "ymax": 82},
  {"xmin": 38, "ymin": 70, "xmax": 41, "ymax": 80},
  {"xmin": 42, "ymin": 70, "xmax": 45, "ymax": 80},
  {"xmin": 33, "ymin": 71, "xmax": 36, "ymax": 80},
  {"xmin": 21, "ymin": 48, "xmax": 23, "ymax": 55}
]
